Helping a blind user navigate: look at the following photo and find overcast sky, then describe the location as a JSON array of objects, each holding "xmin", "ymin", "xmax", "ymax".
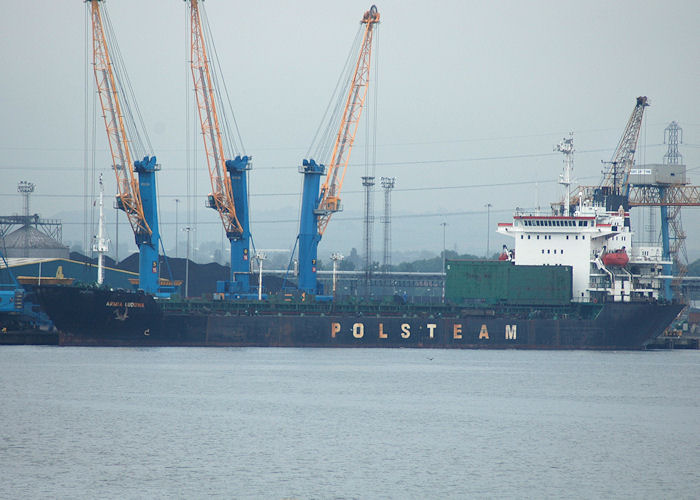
[{"xmin": 1, "ymin": 0, "xmax": 699, "ymax": 261}]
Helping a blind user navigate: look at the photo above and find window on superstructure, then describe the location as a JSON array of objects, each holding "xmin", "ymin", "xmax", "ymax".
[
  {"xmin": 521, "ymin": 235, "xmax": 523, "ymax": 239},
  {"xmin": 561, "ymin": 249, "xmax": 564, "ymax": 254},
  {"xmin": 528, "ymin": 235, "xmax": 530, "ymax": 239},
  {"xmin": 547, "ymin": 249, "xmax": 550, "ymax": 254}
]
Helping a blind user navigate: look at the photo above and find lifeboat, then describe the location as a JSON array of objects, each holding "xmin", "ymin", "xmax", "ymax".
[
  {"xmin": 602, "ymin": 248, "xmax": 629, "ymax": 267},
  {"xmin": 498, "ymin": 246, "xmax": 513, "ymax": 261}
]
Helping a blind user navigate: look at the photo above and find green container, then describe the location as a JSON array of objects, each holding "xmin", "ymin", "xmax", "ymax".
[{"xmin": 445, "ymin": 260, "xmax": 572, "ymax": 306}]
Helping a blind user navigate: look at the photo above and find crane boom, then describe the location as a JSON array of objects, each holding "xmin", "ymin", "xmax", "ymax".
[
  {"xmin": 600, "ymin": 96, "xmax": 649, "ymax": 194},
  {"xmin": 90, "ymin": 0, "xmax": 149, "ymax": 238},
  {"xmin": 316, "ymin": 5, "xmax": 380, "ymax": 235},
  {"xmin": 89, "ymin": 0, "xmax": 165, "ymax": 294},
  {"xmin": 188, "ymin": 0, "xmax": 242, "ymax": 237}
]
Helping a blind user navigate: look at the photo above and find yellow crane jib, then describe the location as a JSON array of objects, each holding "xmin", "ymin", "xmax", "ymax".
[
  {"xmin": 89, "ymin": 0, "xmax": 151, "ymax": 239},
  {"xmin": 316, "ymin": 5, "xmax": 380, "ymax": 236},
  {"xmin": 188, "ymin": 0, "xmax": 244, "ymax": 237}
]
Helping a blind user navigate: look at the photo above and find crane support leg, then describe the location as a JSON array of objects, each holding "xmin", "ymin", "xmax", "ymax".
[
  {"xmin": 224, "ymin": 156, "xmax": 252, "ymax": 294},
  {"xmin": 298, "ymin": 160, "xmax": 325, "ymax": 294},
  {"xmin": 659, "ymin": 199, "xmax": 672, "ymax": 301},
  {"xmin": 134, "ymin": 156, "xmax": 161, "ymax": 294}
]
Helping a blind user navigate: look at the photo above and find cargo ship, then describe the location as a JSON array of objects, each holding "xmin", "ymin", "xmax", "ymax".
[{"xmin": 36, "ymin": 190, "xmax": 683, "ymax": 349}]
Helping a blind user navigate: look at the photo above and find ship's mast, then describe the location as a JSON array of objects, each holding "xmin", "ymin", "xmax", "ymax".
[
  {"xmin": 555, "ymin": 133, "xmax": 575, "ymax": 216},
  {"xmin": 92, "ymin": 174, "xmax": 110, "ymax": 285}
]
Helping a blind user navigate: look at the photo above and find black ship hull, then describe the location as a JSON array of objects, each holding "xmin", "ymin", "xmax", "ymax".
[{"xmin": 36, "ymin": 285, "xmax": 683, "ymax": 350}]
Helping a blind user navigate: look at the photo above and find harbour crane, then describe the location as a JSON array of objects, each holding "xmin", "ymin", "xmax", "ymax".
[
  {"xmin": 600, "ymin": 96, "xmax": 649, "ymax": 197},
  {"xmin": 297, "ymin": 5, "xmax": 380, "ymax": 295},
  {"xmin": 567, "ymin": 96, "xmax": 649, "ymax": 212},
  {"xmin": 89, "ymin": 0, "xmax": 169, "ymax": 295},
  {"xmin": 187, "ymin": 0, "xmax": 252, "ymax": 296}
]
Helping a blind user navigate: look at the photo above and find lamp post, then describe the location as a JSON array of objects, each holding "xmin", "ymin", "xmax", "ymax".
[
  {"xmin": 115, "ymin": 207, "xmax": 119, "ymax": 264},
  {"xmin": 182, "ymin": 226, "xmax": 193, "ymax": 297},
  {"xmin": 174, "ymin": 198, "xmax": 180, "ymax": 258},
  {"xmin": 331, "ymin": 252, "xmax": 344, "ymax": 298},
  {"xmin": 441, "ymin": 222, "xmax": 447, "ymax": 301},
  {"xmin": 255, "ymin": 251, "xmax": 267, "ymax": 301},
  {"xmin": 485, "ymin": 203, "xmax": 492, "ymax": 258}
]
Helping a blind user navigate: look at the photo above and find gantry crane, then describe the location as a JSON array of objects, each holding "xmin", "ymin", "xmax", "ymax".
[
  {"xmin": 187, "ymin": 0, "xmax": 252, "ymax": 296},
  {"xmin": 89, "ymin": 0, "xmax": 166, "ymax": 294},
  {"xmin": 297, "ymin": 5, "xmax": 380, "ymax": 295},
  {"xmin": 627, "ymin": 121, "xmax": 700, "ymax": 301}
]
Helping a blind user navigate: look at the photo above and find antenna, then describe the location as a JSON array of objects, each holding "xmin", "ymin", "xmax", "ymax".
[{"xmin": 555, "ymin": 133, "xmax": 574, "ymax": 216}]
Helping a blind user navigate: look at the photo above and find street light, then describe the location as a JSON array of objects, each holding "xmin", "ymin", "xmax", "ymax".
[
  {"xmin": 441, "ymin": 222, "xmax": 447, "ymax": 301},
  {"xmin": 174, "ymin": 198, "xmax": 180, "ymax": 258},
  {"xmin": 485, "ymin": 203, "xmax": 492, "ymax": 258},
  {"xmin": 254, "ymin": 252, "xmax": 267, "ymax": 301},
  {"xmin": 182, "ymin": 226, "xmax": 193, "ymax": 297}
]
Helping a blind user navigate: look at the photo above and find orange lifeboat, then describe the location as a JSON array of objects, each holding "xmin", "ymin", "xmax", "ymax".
[
  {"xmin": 499, "ymin": 246, "xmax": 513, "ymax": 261},
  {"xmin": 602, "ymin": 248, "xmax": 629, "ymax": 267}
]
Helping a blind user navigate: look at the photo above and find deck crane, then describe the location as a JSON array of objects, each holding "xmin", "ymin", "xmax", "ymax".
[
  {"xmin": 89, "ymin": 0, "xmax": 167, "ymax": 295},
  {"xmin": 297, "ymin": 5, "xmax": 380, "ymax": 295},
  {"xmin": 565, "ymin": 97, "xmax": 649, "ymax": 213},
  {"xmin": 187, "ymin": 0, "xmax": 252, "ymax": 296}
]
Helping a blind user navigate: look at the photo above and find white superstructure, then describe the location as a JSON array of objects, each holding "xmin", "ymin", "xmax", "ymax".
[{"xmin": 497, "ymin": 135, "xmax": 669, "ymax": 304}]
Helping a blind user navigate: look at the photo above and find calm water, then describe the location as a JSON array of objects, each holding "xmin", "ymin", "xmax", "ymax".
[{"xmin": 0, "ymin": 347, "xmax": 698, "ymax": 499}]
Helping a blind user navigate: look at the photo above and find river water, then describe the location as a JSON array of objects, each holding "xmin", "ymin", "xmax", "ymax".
[{"xmin": 1, "ymin": 347, "xmax": 698, "ymax": 499}]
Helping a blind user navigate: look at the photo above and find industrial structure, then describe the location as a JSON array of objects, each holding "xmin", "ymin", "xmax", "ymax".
[
  {"xmin": 187, "ymin": 0, "xmax": 253, "ymax": 298},
  {"xmin": 627, "ymin": 121, "xmax": 700, "ymax": 300},
  {"xmin": 0, "ymin": 182, "xmax": 68, "ymax": 259},
  {"xmin": 380, "ymin": 176, "xmax": 396, "ymax": 271},
  {"xmin": 296, "ymin": 5, "xmax": 380, "ymax": 295}
]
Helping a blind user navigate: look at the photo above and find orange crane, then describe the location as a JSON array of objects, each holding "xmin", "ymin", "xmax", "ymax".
[
  {"xmin": 187, "ymin": 0, "xmax": 253, "ymax": 294},
  {"xmin": 297, "ymin": 5, "xmax": 380, "ymax": 294},
  {"xmin": 89, "ymin": 0, "xmax": 164, "ymax": 294}
]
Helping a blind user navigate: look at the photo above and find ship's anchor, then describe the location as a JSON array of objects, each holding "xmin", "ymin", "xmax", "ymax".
[{"xmin": 114, "ymin": 305, "xmax": 129, "ymax": 321}]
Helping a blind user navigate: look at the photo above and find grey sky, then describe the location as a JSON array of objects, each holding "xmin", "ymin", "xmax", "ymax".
[{"xmin": 1, "ymin": 0, "xmax": 699, "ymax": 262}]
